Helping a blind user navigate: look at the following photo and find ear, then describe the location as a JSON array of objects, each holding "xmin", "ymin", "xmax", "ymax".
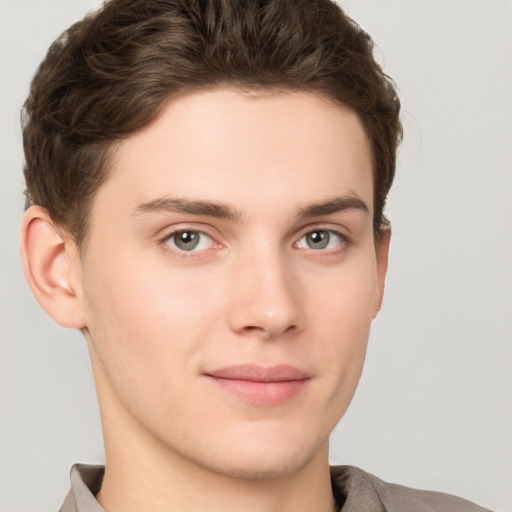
[
  {"xmin": 20, "ymin": 206, "xmax": 86, "ymax": 329},
  {"xmin": 372, "ymin": 228, "xmax": 391, "ymax": 319}
]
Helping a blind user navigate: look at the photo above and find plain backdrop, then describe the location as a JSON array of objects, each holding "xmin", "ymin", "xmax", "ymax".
[{"xmin": 1, "ymin": 1, "xmax": 511, "ymax": 511}]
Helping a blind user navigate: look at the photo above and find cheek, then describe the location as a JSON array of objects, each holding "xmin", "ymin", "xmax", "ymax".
[
  {"xmin": 307, "ymin": 256, "xmax": 377, "ymax": 397},
  {"xmin": 81, "ymin": 255, "xmax": 224, "ymax": 389},
  {"xmin": 311, "ymin": 254, "xmax": 378, "ymax": 334}
]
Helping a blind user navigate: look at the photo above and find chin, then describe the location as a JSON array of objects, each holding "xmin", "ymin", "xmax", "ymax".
[
  {"xmin": 188, "ymin": 425, "xmax": 329, "ymax": 481},
  {"xmin": 199, "ymin": 448, "xmax": 316, "ymax": 480}
]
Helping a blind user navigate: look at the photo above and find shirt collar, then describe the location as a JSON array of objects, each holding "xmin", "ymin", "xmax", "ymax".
[{"xmin": 59, "ymin": 464, "xmax": 105, "ymax": 512}]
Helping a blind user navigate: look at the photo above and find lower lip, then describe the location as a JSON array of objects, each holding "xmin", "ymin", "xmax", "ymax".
[{"xmin": 206, "ymin": 376, "xmax": 310, "ymax": 405}]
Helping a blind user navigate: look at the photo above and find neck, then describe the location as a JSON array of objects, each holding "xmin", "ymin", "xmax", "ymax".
[{"xmin": 95, "ymin": 399, "xmax": 335, "ymax": 512}]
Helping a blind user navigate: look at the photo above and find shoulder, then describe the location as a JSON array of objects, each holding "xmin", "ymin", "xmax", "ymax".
[{"xmin": 330, "ymin": 466, "xmax": 493, "ymax": 512}]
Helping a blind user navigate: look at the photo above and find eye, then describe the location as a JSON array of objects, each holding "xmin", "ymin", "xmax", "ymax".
[
  {"xmin": 296, "ymin": 229, "xmax": 344, "ymax": 251},
  {"xmin": 164, "ymin": 230, "xmax": 214, "ymax": 252}
]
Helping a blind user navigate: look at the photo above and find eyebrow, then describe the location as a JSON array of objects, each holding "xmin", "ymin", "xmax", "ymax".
[
  {"xmin": 298, "ymin": 196, "xmax": 369, "ymax": 218},
  {"xmin": 132, "ymin": 195, "xmax": 369, "ymax": 221},
  {"xmin": 132, "ymin": 197, "xmax": 242, "ymax": 221}
]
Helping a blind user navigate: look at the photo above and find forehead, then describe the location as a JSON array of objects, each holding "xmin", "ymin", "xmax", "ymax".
[{"xmin": 95, "ymin": 88, "xmax": 374, "ymax": 220}]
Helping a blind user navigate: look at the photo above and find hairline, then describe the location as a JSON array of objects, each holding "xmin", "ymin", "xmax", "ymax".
[{"xmin": 60, "ymin": 84, "xmax": 384, "ymax": 256}]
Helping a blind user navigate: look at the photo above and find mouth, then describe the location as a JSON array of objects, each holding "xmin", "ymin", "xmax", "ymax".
[{"xmin": 203, "ymin": 364, "xmax": 311, "ymax": 405}]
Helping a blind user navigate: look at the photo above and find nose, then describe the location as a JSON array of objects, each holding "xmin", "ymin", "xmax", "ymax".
[{"xmin": 227, "ymin": 249, "xmax": 304, "ymax": 339}]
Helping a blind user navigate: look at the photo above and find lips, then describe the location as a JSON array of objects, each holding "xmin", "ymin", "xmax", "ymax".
[{"xmin": 204, "ymin": 364, "xmax": 311, "ymax": 405}]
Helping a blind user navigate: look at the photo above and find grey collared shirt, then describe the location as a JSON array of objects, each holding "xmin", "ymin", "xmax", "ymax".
[{"xmin": 59, "ymin": 464, "xmax": 492, "ymax": 512}]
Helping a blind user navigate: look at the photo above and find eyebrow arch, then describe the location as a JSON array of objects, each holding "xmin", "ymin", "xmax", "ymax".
[
  {"xmin": 298, "ymin": 196, "xmax": 369, "ymax": 218},
  {"xmin": 132, "ymin": 197, "xmax": 242, "ymax": 222},
  {"xmin": 132, "ymin": 195, "xmax": 368, "ymax": 222}
]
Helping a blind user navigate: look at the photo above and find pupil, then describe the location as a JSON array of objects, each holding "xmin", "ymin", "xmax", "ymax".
[
  {"xmin": 175, "ymin": 231, "xmax": 199, "ymax": 250},
  {"xmin": 307, "ymin": 231, "xmax": 329, "ymax": 249}
]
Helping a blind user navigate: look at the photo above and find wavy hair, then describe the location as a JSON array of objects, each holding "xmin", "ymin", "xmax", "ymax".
[{"xmin": 22, "ymin": 0, "xmax": 402, "ymax": 247}]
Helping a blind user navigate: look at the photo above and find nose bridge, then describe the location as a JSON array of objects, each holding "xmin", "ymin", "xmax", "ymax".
[{"xmin": 228, "ymin": 240, "xmax": 303, "ymax": 338}]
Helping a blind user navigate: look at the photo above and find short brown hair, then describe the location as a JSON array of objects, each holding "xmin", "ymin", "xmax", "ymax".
[{"xmin": 22, "ymin": 0, "xmax": 401, "ymax": 248}]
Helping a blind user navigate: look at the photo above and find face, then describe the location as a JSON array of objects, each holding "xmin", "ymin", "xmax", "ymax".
[{"xmin": 73, "ymin": 88, "xmax": 388, "ymax": 479}]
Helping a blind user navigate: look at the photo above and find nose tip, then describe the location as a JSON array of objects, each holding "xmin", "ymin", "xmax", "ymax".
[{"xmin": 228, "ymin": 261, "xmax": 304, "ymax": 339}]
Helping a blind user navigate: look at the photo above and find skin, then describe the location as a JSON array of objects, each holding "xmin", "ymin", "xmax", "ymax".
[{"xmin": 21, "ymin": 88, "xmax": 389, "ymax": 512}]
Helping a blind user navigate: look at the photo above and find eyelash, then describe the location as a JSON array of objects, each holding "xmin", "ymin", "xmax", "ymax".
[
  {"xmin": 295, "ymin": 228, "xmax": 348, "ymax": 254},
  {"xmin": 160, "ymin": 229, "xmax": 218, "ymax": 259},
  {"xmin": 158, "ymin": 226, "xmax": 349, "ymax": 259}
]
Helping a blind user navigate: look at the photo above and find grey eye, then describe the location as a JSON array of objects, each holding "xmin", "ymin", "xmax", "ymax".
[
  {"xmin": 174, "ymin": 231, "xmax": 199, "ymax": 250},
  {"xmin": 166, "ymin": 231, "xmax": 213, "ymax": 251},
  {"xmin": 298, "ymin": 230, "xmax": 343, "ymax": 250}
]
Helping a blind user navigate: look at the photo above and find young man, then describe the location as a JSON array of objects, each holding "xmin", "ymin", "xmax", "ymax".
[{"xmin": 19, "ymin": 1, "xmax": 491, "ymax": 511}]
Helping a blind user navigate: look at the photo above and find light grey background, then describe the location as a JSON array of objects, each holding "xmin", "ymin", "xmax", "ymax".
[{"xmin": 1, "ymin": 1, "xmax": 511, "ymax": 511}]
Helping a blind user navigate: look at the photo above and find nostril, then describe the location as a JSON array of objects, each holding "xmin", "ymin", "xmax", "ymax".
[
  {"xmin": 240, "ymin": 323, "xmax": 298, "ymax": 338},
  {"xmin": 241, "ymin": 325, "xmax": 265, "ymax": 334},
  {"xmin": 227, "ymin": 267, "xmax": 304, "ymax": 338}
]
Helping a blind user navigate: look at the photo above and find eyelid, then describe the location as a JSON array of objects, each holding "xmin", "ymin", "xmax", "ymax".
[
  {"xmin": 158, "ymin": 224, "xmax": 223, "ymax": 258},
  {"xmin": 157, "ymin": 222, "xmax": 220, "ymax": 242},
  {"xmin": 295, "ymin": 223, "xmax": 349, "ymax": 240},
  {"xmin": 293, "ymin": 225, "xmax": 349, "ymax": 252},
  {"xmin": 165, "ymin": 230, "xmax": 213, "ymax": 250}
]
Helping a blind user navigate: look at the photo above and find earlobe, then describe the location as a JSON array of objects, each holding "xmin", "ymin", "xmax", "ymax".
[
  {"xmin": 20, "ymin": 206, "xmax": 86, "ymax": 329},
  {"xmin": 372, "ymin": 229, "xmax": 391, "ymax": 319}
]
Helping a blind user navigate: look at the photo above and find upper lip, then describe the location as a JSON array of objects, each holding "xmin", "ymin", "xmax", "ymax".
[{"xmin": 205, "ymin": 364, "xmax": 311, "ymax": 382}]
